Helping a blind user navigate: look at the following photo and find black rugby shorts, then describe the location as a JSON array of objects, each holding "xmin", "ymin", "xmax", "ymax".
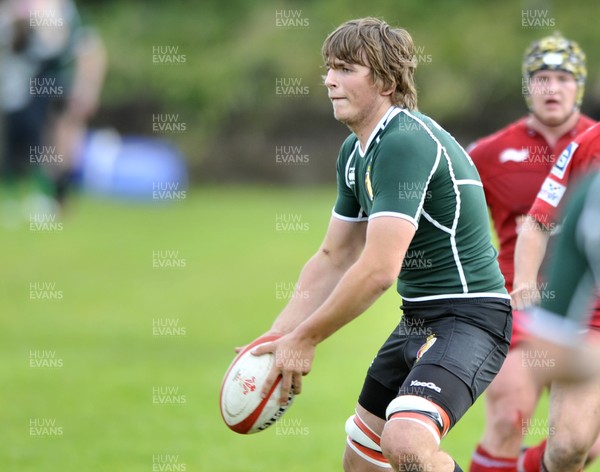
[{"xmin": 358, "ymin": 297, "xmax": 512, "ymax": 429}]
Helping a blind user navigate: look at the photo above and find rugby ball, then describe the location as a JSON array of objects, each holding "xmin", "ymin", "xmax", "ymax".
[{"xmin": 220, "ymin": 335, "xmax": 295, "ymax": 434}]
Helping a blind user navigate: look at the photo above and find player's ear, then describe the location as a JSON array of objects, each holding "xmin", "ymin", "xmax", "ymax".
[
  {"xmin": 378, "ymin": 78, "xmax": 396, "ymax": 97},
  {"xmin": 381, "ymin": 86, "xmax": 394, "ymax": 97}
]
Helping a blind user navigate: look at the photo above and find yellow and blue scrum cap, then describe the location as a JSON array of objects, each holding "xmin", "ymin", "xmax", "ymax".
[{"xmin": 522, "ymin": 32, "xmax": 587, "ymax": 108}]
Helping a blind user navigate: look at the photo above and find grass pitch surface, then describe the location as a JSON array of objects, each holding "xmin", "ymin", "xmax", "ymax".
[{"xmin": 1, "ymin": 186, "xmax": 573, "ymax": 471}]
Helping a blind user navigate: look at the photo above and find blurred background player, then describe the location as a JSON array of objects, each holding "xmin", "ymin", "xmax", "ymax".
[
  {"xmin": 522, "ymin": 167, "xmax": 600, "ymax": 379},
  {"xmin": 467, "ymin": 33, "xmax": 595, "ymax": 472},
  {"xmin": 513, "ymin": 121, "xmax": 600, "ymax": 472},
  {"xmin": 0, "ymin": 0, "xmax": 106, "ymax": 223}
]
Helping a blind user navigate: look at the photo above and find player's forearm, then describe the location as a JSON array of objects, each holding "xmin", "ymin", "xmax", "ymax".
[
  {"xmin": 270, "ymin": 249, "xmax": 353, "ymax": 334},
  {"xmin": 291, "ymin": 257, "xmax": 396, "ymax": 345},
  {"xmin": 513, "ymin": 217, "xmax": 551, "ymax": 286}
]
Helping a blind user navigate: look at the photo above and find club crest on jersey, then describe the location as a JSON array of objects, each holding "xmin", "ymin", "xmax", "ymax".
[
  {"xmin": 365, "ymin": 164, "xmax": 373, "ymax": 201},
  {"xmin": 551, "ymin": 141, "xmax": 578, "ymax": 179},
  {"xmin": 416, "ymin": 335, "xmax": 437, "ymax": 362}
]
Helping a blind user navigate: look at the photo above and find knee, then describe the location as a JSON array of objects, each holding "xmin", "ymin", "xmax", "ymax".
[
  {"xmin": 546, "ymin": 434, "xmax": 589, "ymax": 470},
  {"xmin": 381, "ymin": 395, "xmax": 447, "ymax": 469},
  {"xmin": 485, "ymin": 386, "xmax": 536, "ymax": 443},
  {"xmin": 487, "ymin": 407, "xmax": 524, "ymax": 442},
  {"xmin": 344, "ymin": 413, "xmax": 389, "ymax": 471},
  {"xmin": 380, "ymin": 431, "xmax": 426, "ymax": 470}
]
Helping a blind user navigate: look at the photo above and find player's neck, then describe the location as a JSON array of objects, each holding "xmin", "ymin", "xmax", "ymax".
[
  {"xmin": 527, "ymin": 110, "xmax": 580, "ymax": 149},
  {"xmin": 351, "ymin": 103, "xmax": 395, "ymax": 153}
]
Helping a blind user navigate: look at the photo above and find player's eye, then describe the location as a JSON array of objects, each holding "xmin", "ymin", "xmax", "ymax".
[{"xmin": 557, "ymin": 74, "xmax": 574, "ymax": 83}]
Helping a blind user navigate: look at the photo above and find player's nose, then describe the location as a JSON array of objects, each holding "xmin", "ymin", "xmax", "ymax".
[{"xmin": 324, "ymin": 69, "xmax": 337, "ymax": 88}]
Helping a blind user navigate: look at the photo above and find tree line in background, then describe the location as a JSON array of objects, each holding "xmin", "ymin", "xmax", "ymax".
[{"xmin": 79, "ymin": 0, "xmax": 600, "ymax": 183}]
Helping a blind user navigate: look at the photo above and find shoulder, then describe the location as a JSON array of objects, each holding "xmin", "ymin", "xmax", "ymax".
[
  {"xmin": 577, "ymin": 115, "xmax": 597, "ymax": 132},
  {"xmin": 371, "ymin": 113, "xmax": 442, "ymax": 178},
  {"xmin": 576, "ymin": 122, "xmax": 600, "ymax": 146},
  {"xmin": 568, "ymin": 122, "xmax": 600, "ymax": 168},
  {"xmin": 382, "ymin": 110, "xmax": 441, "ymax": 149}
]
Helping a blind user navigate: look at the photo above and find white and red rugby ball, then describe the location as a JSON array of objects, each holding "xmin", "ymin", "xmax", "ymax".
[{"xmin": 220, "ymin": 335, "xmax": 295, "ymax": 434}]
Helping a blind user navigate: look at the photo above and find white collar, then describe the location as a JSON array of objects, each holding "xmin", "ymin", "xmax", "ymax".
[{"xmin": 357, "ymin": 106, "xmax": 402, "ymax": 157}]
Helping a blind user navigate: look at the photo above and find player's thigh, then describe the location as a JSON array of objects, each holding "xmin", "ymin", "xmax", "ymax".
[
  {"xmin": 485, "ymin": 345, "xmax": 544, "ymax": 414},
  {"xmin": 356, "ymin": 322, "xmax": 413, "ymax": 420},
  {"xmin": 398, "ymin": 314, "xmax": 511, "ymax": 426}
]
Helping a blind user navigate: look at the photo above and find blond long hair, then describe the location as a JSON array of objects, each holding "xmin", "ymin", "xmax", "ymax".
[{"xmin": 322, "ymin": 17, "xmax": 418, "ymax": 110}]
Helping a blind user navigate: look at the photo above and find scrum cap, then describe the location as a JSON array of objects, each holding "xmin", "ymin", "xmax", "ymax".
[{"xmin": 522, "ymin": 32, "xmax": 587, "ymax": 108}]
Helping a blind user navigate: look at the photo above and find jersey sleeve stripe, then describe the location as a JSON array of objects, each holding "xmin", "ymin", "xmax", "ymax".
[
  {"xmin": 332, "ymin": 209, "xmax": 369, "ymax": 222},
  {"xmin": 369, "ymin": 211, "xmax": 418, "ymax": 229}
]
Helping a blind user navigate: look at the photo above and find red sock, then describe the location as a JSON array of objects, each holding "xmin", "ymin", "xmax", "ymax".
[
  {"xmin": 518, "ymin": 439, "xmax": 547, "ymax": 472},
  {"xmin": 470, "ymin": 444, "xmax": 518, "ymax": 472}
]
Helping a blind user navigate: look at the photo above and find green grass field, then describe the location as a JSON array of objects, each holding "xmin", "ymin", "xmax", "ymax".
[{"xmin": 2, "ymin": 186, "xmax": 592, "ymax": 471}]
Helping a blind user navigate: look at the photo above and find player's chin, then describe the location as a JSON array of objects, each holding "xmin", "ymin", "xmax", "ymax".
[
  {"xmin": 332, "ymin": 108, "xmax": 345, "ymax": 121},
  {"xmin": 333, "ymin": 111, "xmax": 353, "ymax": 126},
  {"xmin": 537, "ymin": 111, "xmax": 569, "ymax": 127}
]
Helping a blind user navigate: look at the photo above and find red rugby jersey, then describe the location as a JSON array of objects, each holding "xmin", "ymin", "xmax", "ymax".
[
  {"xmin": 528, "ymin": 122, "xmax": 600, "ymax": 324},
  {"xmin": 469, "ymin": 116, "xmax": 595, "ymax": 291},
  {"xmin": 528, "ymin": 122, "xmax": 600, "ymax": 226}
]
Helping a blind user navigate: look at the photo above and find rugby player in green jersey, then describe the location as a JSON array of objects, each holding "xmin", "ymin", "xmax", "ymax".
[
  {"xmin": 520, "ymin": 168, "xmax": 600, "ymax": 472},
  {"xmin": 525, "ymin": 169, "xmax": 600, "ymax": 381},
  {"xmin": 250, "ymin": 18, "xmax": 512, "ymax": 472}
]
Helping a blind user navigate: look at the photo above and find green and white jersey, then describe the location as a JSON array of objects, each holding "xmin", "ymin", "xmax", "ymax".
[
  {"xmin": 539, "ymin": 170, "xmax": 600, "ymax": 321},
  {"xmin": 333, "ymin": 106, "xmax": 508, "ymax": 301},
  {"xmin": 527, "ymin": 170, "xmax": 600, "ymax": 346}
]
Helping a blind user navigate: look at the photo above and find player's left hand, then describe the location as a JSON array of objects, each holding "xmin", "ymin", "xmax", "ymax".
[
  {"xmin": 252, "ymin": 332, "xmax": 315, "ymax": 404},
  {"xmin": 510, "ymin": 282, "xmax": 540, "ymax": 310},
  {"xmin": 233, "ymin": 330, "xmax": 284, "ymax": 354}
]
